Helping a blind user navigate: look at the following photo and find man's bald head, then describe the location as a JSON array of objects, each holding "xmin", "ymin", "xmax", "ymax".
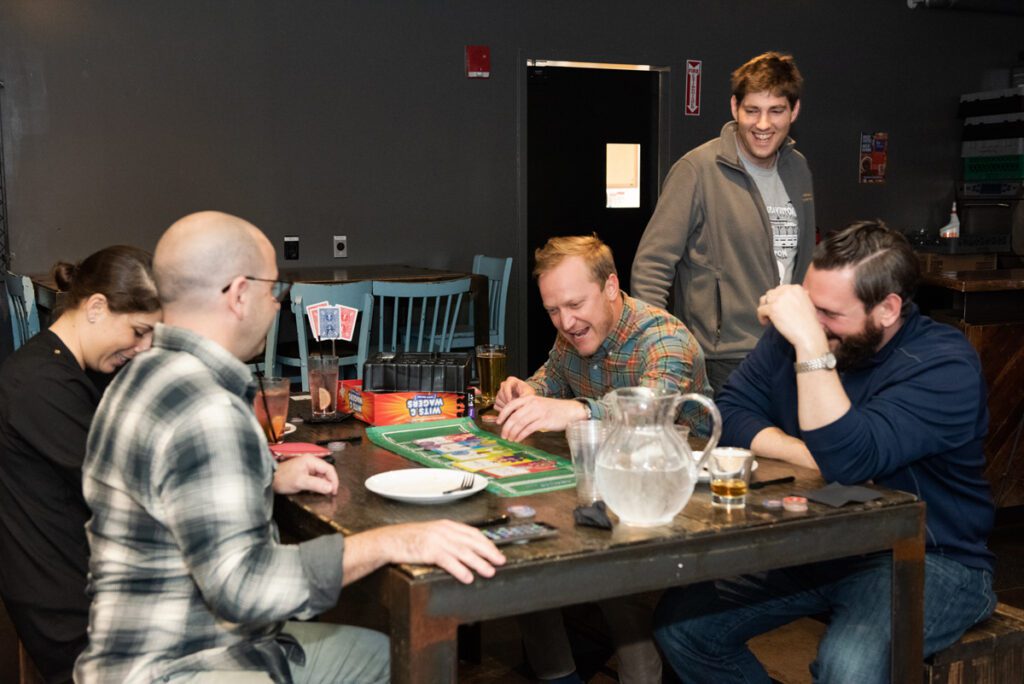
[{"xmin": 154, "ymin": 211, "xmax": 272, "ymax": 307}]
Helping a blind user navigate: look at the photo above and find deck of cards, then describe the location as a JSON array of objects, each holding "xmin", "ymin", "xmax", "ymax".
[{"xmin": 306, "ymin": 301, "xmax": 358, "ymax": 341}]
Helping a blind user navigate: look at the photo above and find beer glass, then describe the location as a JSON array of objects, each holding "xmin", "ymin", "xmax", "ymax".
[{"xmin": 475, "ymin": 344, "xmax": 507, "ymax": 409}]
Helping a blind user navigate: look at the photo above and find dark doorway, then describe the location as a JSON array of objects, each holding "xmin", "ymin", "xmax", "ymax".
[{"xmin": 525, "ymin": 63, "xmax": 664, "ymax": 373}]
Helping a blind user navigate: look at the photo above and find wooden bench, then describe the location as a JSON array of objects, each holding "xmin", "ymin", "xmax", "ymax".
[
  {"xmin": 925, "ymin": 602, "xmax": 1024, "ymax": 683},
  {"xmin": 753, "ymin": 603, "xmax": 1024, "ymax": 683}
]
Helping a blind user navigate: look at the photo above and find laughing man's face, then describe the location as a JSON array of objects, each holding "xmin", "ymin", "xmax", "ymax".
[
  {"xmin": 731, "ymin": 90, "xmax": 800, "ymax": 169},
  {"xmin": 538, "ymin": 256, "xmax": 619, "ymax": 358}
]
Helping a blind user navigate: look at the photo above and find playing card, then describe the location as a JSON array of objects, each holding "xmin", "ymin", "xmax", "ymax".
[
  {"xmin": 339, "ymin": 305, "xmax": 359, "ymax": 342},
  {"xmin": 319, "ymin": 306, "xmax": 341, "ymax": 340},
  {"xmin": 305, "ymin": 301, "xmax": 330, "ymax": 340}
]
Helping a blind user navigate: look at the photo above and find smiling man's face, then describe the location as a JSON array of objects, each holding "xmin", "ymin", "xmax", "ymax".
[
  {"xmin": 538, "ymin": 255, "xmax": 620, "ymax": 358},
  {"xmin": 731, "ymin": 90, "xmax": 800, "ymax": 169}
]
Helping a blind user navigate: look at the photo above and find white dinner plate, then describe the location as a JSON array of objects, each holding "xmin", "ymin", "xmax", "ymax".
[
  {"xmin": 283, "ymin": 422, "xmax": 297, "ymax": 436},
  {"xmin": 364, "ymin": 469, "xmax": 487, "ymax": 505},
  {"xmin": 693, "ymin": 451, "xmax": 759, "ymax": 484}
]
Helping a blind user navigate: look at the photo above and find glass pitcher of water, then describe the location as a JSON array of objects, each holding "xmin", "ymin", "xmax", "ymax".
[{"xmin": 594, "ymin": 387, "xmax": 721, "ymax": 527}]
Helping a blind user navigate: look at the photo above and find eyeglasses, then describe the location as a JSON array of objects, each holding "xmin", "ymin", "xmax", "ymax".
[{"xmin": 221, "ymin": 276, "xmax": 292, "ymax": 302}]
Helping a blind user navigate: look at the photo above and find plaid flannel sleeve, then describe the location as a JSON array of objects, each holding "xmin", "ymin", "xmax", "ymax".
[
  {"xmin": 525, "ymin": 344, "xmax": 575, "ymax": 398},
  {"xmin": 152, "ymin": 396, "xmax": 335, "ymax": 624},
  {"xmin": 636, "ymin": 324, "xmax": 713, "ymax": 435}
]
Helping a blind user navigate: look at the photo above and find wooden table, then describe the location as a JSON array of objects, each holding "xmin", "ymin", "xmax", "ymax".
[
  {"xmin": 32, "ymin": 264, "xmax": 491, "ymax": 347},
  {"xmin": 275, "ymin": 412, "xmax": 926, "ymax": 684}
]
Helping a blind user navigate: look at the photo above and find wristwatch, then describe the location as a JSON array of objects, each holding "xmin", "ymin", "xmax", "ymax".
[
  {"xmin": 577, "ymin": 398, "xmax": 593, "ymax": 419},
  {"xmin": 794, "ymin": 352, "xmax": 837, "ymax": 374}
]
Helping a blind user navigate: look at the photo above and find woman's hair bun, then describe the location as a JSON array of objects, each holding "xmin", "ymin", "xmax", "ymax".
[{"xmin": 51, "ymin": 261, "xmax": 78, "ymax": 292}]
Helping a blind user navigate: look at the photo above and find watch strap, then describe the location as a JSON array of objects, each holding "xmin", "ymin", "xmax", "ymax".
[
  {"xmin": 794, "ymin": 352, "xmax": 837, "ymax": 374},
  {"xmin": 577, "ymin": 398, "xmax": 593, "ymax": 420}
]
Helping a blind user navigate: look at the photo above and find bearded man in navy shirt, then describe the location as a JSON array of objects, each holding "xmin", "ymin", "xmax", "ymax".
[{"xmin": 654, "ymin": 220, "xmax": 996, "ymax": 683}]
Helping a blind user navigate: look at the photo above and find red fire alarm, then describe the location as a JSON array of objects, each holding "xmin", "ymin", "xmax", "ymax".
[{"xmin": 465, "ymin": 45, "xmax": 490, "ymax": 79}]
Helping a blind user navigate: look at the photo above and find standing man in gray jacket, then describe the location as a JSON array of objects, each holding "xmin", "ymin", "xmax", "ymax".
[{"xmin": 631, "ymin": 51, "xmax": 815, "ymax": 393}]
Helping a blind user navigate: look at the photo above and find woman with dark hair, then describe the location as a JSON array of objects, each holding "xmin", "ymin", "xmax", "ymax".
[{"xmin": 0, "ymin": 245, "xmax": 161, "ymax": 683}]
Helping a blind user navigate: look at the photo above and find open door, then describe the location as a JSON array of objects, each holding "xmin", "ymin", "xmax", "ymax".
[{"xmin": 525, "ymin": 60, "xmax": 667, "ymax": 372}]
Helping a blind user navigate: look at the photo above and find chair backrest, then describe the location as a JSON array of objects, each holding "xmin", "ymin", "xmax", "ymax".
[
  {"xmin": 264, "ymin": 281, "xmax": 374, "ymax": 387},
  {"xmin": 371, "ymin": 278, "xmax": 472, "ymax": 353},
  {"xmin": 4, "ymin": 272, "xmax": 41, "ymax": 350},
  {"xmin": 472, "ymin": 255, "xmax": 512, "ymax": 346}
]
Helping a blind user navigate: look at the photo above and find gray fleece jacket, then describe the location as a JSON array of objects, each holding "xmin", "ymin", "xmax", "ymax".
[{"xmin": 630, "ymin": 121, "xmax": 815, "ymax": 361}]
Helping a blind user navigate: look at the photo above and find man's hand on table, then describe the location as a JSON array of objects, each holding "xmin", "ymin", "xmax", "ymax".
[
  {"xmin": 345, "ymin": 520, "xmax": 507, "ymax": 586},
  {"xmin": 494, "ymin": 376, "xmax": 535, "ymax": 410},
  {"xmin": 496, "ymin": 394, "xmax": 588, "ymax": 442},
  {"xmin": 272, "ymin": 455, "xmax": 339, "ymax": 496}
]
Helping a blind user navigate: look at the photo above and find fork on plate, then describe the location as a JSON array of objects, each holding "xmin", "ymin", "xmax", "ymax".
[{"xmin": 442, "ymin": 473, "xmax": 476, "ymax": 495}]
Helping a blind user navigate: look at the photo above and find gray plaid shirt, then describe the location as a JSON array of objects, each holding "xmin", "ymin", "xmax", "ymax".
[{"xmin": 75, "ymin": 324, "xmax": 344, "ymax": 683}]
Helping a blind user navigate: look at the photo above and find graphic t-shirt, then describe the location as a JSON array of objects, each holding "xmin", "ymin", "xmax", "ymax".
[{"xmin": 739, "ymin": 148, "xmax": 799, "ymax": 284}]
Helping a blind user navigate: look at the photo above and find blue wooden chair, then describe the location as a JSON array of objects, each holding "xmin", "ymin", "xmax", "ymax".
[
  {"xmin": 264, "ymin": 281, "xmax": 374, "ymax": 392},
  {"xmin": 371, "ymin": 278, "xmax": 472, "ymax": 353},
  {"xmin": 450, "ymin": 255, "xmax": 512, "ymax": 348},
  {"xmin": 4, "ymin": 272, "xmax": 41, "ymax": 350}
]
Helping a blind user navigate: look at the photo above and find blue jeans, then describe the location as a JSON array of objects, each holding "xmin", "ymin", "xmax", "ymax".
[{"xmin": 653, "ymin": 553, "xmax": 995, "ymax": 684}]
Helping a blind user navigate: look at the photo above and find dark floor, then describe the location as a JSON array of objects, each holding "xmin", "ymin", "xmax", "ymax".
[{"xmin": 3, "ymin": 512, "xmax": 1023, "ymax": 683}]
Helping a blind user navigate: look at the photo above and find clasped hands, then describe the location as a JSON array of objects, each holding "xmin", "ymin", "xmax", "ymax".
[{"xmin": 493, "ymin": 377, "xmax": 588, "ymax": 442}]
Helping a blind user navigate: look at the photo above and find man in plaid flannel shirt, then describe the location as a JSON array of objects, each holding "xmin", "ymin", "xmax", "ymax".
[
  {"xmin": 75, "ymin": 212, "xmax": 504, "ymax": 683},
  {"xmin": 496, "ymin": 234, "xmax": 712, "ymax": 443},
  {"xmin": 494, "ymin": 234, "xmax": 711, "ymax": 684}
]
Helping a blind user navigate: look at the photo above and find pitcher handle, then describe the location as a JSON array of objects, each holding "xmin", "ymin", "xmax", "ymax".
[{"xmin": 679, "ymin": 393, "xmax": 721, "ymax": 472}]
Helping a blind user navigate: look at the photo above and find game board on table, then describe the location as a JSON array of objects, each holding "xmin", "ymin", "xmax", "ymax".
[{"xmin": 365, "ymin": 418, "xmax": 575, "ymax": 497}]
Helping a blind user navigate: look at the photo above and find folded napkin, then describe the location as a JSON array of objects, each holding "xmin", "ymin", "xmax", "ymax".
[
  {"xmin": 806, "ymin": 481, "xmax": 883, "ymax": 508},
  {"xmin": 574, "ymin": 501, "xmax": 613, "ymax": 530},
  {"xmin": 269, "ymin": 442, "xmax": 332, "ymax": 461}
]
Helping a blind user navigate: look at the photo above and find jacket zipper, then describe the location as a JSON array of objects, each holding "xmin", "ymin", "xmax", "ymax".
[{"xmin": 714, "ymin": 277, "xmax": 722, "ymax": 346}]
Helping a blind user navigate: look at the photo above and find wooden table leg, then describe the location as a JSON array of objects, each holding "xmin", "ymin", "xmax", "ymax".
[
  {"xmin": 890, "ymin": 526, "xmax": 925, "ymax": 682},
  {"xmin": 389, "ymin": 573, "xmax": 459, "ymax": 684}
]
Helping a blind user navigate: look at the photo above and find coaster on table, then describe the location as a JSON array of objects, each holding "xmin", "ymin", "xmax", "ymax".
[{"xmin": 805, "ymin": 482, "xmax": 882, "ymax": 508}]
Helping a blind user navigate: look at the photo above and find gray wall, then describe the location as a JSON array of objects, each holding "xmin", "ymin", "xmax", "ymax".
[{"xmin": 2, "ymin": 0, "xmax": 1022, "ymax": 373}]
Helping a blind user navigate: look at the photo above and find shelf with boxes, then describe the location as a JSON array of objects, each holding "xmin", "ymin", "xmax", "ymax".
[{"xmin": 949, "ymin": 87, "xmax": 1024, "ymax": 256}]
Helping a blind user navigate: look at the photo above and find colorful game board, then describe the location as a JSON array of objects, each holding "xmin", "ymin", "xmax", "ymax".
[{"xmin": 366, "ymin": 418, "xmax": 575, "ymax": 497}]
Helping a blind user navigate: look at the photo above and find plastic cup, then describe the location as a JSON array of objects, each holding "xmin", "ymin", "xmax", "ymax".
[
  {"xmin": 708, "ymin": 447, "xmax": 755, "ymax": 508},
  {"xmin": 566, "ymin": 419, "xmax": 605, "ymax": 505},
  {"xmin": 254, "ymin": 377, "xmax": 290, "ymax": 443},
  {"xmin": 308, "ymin": 355, "xmax": 339, "ymax": 417}
]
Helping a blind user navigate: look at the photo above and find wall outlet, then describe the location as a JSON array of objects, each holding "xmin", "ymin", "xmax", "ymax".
[
  {"xmin": 333, "ymin": 235, "xmax": 347, "ymax": 258},
  {"xmin": 284, "ymin": 235, "xmax": 299, "ymax": 260}
]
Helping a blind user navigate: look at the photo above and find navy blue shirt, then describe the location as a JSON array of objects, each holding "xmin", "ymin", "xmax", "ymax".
[{"xmin": 718, "ymin": 305, "xmax": 994, "ymax": 573}]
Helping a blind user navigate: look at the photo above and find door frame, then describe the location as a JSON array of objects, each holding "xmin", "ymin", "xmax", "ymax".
[{"xmin": 512, "ymin": 54, "xmax": 671, "ymax": 377}]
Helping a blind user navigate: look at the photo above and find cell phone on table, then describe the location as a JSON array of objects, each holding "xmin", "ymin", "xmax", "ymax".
[{"xmin": 479, "ymin": 521, "xmax": 558, "ymax": 546}]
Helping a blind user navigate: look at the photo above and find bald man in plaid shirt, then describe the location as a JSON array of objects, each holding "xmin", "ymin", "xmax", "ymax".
[
  {"xmin": 75, "ymin": 212, "xmax": 504, "ymax": 683},
  {"xmin": 494, "ymin": 235, "xmax": 711, "ymax": 684}
]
